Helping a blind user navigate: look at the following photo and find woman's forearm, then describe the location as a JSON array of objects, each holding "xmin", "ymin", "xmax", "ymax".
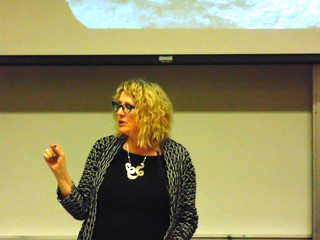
[{"xmin": 55, "ymin": 171, "xmax": 72, "ymax": 198}]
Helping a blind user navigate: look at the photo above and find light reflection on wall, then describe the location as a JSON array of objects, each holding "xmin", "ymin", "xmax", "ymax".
[{"xmin": 66, "ymin": 0, "xmax": 320, "ymax": 29}]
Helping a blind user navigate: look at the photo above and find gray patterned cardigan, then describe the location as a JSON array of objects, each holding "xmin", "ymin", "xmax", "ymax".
[{"xmin": 58, "ymin": 135, "xmax": 198, "ymax": 240}]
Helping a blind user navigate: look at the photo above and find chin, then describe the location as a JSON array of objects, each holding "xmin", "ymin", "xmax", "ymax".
[{"xmin": 118, "ymin": 127, "xmax": 129, "ymax": 135}]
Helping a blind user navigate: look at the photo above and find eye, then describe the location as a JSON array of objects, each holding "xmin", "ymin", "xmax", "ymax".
[{"xmin": 124, "ymin": 104, "xmax": 135, "ymax": 110}]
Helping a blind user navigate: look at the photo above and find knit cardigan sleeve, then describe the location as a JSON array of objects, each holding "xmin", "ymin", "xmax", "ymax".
[
  {"xmin": 57, "ymin": 138, "xmax": 102, "ymax": 220},
  {"xmin": 170, "ymin": 150, "xmax": 198, "ymax": 239}
]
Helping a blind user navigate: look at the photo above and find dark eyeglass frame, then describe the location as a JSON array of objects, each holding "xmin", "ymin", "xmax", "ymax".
[{"xmin": 112, "ymin": 101, "xmax": 135, "ymax": 114}]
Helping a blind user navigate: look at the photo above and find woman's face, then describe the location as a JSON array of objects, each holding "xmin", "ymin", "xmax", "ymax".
[{"xmin": 116, "ymin": 91, "xmax": 139, "ymax": 139}]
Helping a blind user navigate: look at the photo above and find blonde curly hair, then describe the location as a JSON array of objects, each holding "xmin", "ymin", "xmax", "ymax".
[{"xmin": 113, "ymin": 78, "xmax": 173, "ymax": 149}]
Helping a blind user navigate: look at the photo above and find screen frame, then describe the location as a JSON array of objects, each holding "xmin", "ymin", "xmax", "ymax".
[{"xmin": 1, "ymin": 54, "xmax": 320, "ymax": 65}]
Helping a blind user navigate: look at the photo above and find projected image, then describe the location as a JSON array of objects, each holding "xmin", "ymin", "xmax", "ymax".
[{"xmin": 66, "ymin": 0, "xmax": 320, "ymax": 29}]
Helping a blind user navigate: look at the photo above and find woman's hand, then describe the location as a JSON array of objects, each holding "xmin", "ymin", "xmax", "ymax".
[
  {"xmin": 43, "ymin": 144, "xmax": 67, "ymax": 177},
  {"xmin": 43, "ymin": 144, "xmax": 72, "ymax": 198}
]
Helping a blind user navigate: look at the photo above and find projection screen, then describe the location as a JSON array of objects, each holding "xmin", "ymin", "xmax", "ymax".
[{"xmin": 1, "ymin": 0, "xmax": 320, "ymax": 55}]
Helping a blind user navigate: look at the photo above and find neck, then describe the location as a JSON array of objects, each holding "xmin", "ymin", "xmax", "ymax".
[
  {"xmin": 125, "ymin": 138, "xmax": 160, "ymax": 156},
  {"xmin": 126, "ymin": 137, "xmax": 139, "ymax": 150}
]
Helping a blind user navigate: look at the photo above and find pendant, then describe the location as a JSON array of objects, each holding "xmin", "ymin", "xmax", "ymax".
[{"xmin": 125, "ymin": 162, "xmax": 145, "ymax": 180}]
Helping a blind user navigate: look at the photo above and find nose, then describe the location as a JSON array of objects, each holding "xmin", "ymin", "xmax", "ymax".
[{"xmin": 117, "ymin": 106, "xmax": 125, "ymax": 115}]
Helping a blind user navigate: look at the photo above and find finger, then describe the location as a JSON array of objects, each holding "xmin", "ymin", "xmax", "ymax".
[
  {"xmin": 44, "ymin": 152, "xmax": 58, "ymax": 162},
  {"xmin": 43, "ymin": 152, "xmax": 50, "ymax": 161},
  {"xmin": 44, "ymin": 153, "xmax": 56, "ymax": 162},
  {"xmin": 46, "ymin": 148, "xmax": 58, "ymax": 161},
  {"xmin": 45, "ymin": 149, "xmax": 53, "ymax": 158}
]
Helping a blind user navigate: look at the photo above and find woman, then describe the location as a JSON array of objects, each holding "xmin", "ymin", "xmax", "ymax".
[{"xmin": 43, "ymin": 79, "xmax": 198, "ymax": 240}]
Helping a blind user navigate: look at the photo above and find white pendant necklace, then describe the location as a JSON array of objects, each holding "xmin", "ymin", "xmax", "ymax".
[{"xmin": 125, "ymin": 143, "xmax": 147, "ymax": 180}]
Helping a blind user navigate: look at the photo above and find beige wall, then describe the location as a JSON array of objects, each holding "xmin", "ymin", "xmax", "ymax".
[{"xmin": 0, "ymin": 65, "xmax": 312, "ymax": 237}]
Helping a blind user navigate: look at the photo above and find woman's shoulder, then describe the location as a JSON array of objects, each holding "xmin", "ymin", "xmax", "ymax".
[
  {"xmin": 162, "ymin": 138, "xmax": 189, "ymax": 154},
  {"xmin": 162, "ymin": 138, "xmax": 194, "ymax": 168},
  {"xmin": 94, "ymin": 134, "xmax": 125, "ymax": 148}
]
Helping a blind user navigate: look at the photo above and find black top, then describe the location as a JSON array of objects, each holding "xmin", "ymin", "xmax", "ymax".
[{"xmin": 91, "ymin": 147, "xmax": 170, "ymax": 240}]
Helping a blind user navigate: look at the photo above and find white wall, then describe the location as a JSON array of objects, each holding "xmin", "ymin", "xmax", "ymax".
[{"xmin": 0, "ymin": 65, "xmax": 312, "ymax": 237}]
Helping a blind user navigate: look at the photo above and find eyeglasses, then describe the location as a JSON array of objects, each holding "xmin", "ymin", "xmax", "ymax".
[{"xmin": 112, "ymin": 101, "xmax": 135, "ymax": 114}]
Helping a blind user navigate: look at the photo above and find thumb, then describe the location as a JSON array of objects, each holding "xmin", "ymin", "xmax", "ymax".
[{"xmin": 50, "ymin": 144, "xmax": 64, "ymax": 156}]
